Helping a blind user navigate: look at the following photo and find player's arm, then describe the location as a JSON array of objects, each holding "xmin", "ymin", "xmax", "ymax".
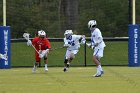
[
  {"xmin": 39, "ymin": 39, "xmax": 51, "ymax": 58},
  {"xmin": 26, "ymin": 38, "xmax": 35, "ymax": 46},
  {"xmin": 94, "ymin": 31, "xmax": 103, "ymax": 47},
  {"xmin": 78, "ymin": 35, "xmax": 86, "ymax": 44},
  {"xmin": 63, "ymin": 38, "xmax": 71, "ymax": 48},
  {"xmin": 86, "ymin": 37, "xmax": 95, "ymax": 49},
  {"xmin": 27, "ymin": 37, "xmax": 36, "ymax": 46}
]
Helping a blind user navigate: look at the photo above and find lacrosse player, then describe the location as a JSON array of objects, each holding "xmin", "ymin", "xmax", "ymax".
[
  {"xmin": 63, "ymin": 30, "xmax": 86, "ymax": 72},
  {"xmin": 87, "ymin": 20, "xmax": 106, "ymax": 77},
  {"xmin": 27, "ymin": 30, "xmax": 51, "ymax": 72}
]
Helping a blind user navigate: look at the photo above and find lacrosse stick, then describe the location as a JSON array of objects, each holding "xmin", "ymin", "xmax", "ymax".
[
  {"xmin": 23, "ymin": 33, "xmax": 40, "ymax": 54},
  {"xmin": 51, "ymin": 46, "xmax": 64, "ymax": 51},
  {"xmin": 51, "ymin": 42, "xmax": 84, "ymax": 51}
]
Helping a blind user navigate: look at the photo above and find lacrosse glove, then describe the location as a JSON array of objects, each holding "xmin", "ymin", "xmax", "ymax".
[{"xmin": 27, "ymin": 40, "xmax": 32, "ymax": 46}]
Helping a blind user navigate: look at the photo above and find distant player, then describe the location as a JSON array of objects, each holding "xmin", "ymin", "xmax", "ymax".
[
  {"xmin": 86, "ymin": 20, "xmax": 106, "ymax": 77},
  {"xmin": 63, "ymin": 30, "xmax": 86, "ymax": 72},
  {"xmin": 27, "ymin": 30, "xmax": 51, "ymax": 72}
]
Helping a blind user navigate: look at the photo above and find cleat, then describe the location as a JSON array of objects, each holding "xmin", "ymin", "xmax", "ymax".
[
  {"xmin": 93, "ymin": 71, "xmax": 102, "ymax": 77},
  {"xmin": 93, "ymin": 73, "xmax": 101, "ymax": 77},
  {"xmin": 45, "ymin": 68, "xmax": 48, "ymax": 72},
  {"xmin": 32, "ymin": 67, "xmax": 37, "ymax": 73},
  {"xmin": 94, "ymin": 74, "xmax": 101, "ymax": 77},
  {"xmin": 63, "ymin": 67, "xmax": 68, "ymax": 72},
  {"xmin": 93, "ymin": 70, "xmax": 104, "ymax": 77}
]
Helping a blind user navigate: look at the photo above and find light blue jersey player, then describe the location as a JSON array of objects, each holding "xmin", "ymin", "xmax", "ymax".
[
  {"xmin": 63, "ymin": 30, "xmax": 86, "ymax": 72},
  {"xmin": 87, "ymin": 20, "xmax": 106, "ymax": 77}
]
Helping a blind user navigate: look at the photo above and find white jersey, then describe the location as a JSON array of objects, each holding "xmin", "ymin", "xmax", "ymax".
[
  {"xmin": 64, "ymin": 35, "xmax": 82, "ymax": 50},
  {"xmin": 91, "ymin": 28, "xmax": 106, "ymax": 49}
]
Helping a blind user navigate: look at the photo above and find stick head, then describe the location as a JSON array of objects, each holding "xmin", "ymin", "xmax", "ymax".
[{"xmin": 23, "ymin": 33, "xmax": 30, "ymax": 40}]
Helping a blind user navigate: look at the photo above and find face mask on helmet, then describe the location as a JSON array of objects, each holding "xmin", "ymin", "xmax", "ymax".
[
  {"xmin": 39, "ymin": 30, "xmax": 46, "ymax": 38},
  {"xmin": 65, "ymin": 34, "xmax": 72, "ymax": 38},
  {"xmin": 64, "ymin": 30, "xmax": 73, "ymax": 38},
  {"xmin": 88, "ymin": 20, "xmax": 97, "ymax": 30}
]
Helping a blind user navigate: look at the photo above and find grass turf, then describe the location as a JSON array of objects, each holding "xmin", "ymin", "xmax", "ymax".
[{"xmin": 0, "ymin": 67, "xmax": 140, "ymax": 93}]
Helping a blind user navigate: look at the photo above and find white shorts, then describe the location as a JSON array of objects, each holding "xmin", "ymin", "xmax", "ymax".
[
  {"xmin": 65, "ymin": 50, "xmax": 79, "ymax": 59},
  {"xmin": 93, "ymin": 47, "xmax": 104, "ymax": 58}
]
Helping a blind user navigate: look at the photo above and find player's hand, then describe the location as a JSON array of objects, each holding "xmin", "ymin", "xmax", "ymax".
[
  {"xmin": 86, "ymin": 43, "xmax": 95, "ymax": 49},
  {"xmin": 39, "ymin": 49, "xmax": 49, "ymax": 58},
  {"xmin": 94, "ymin": 43, "xmax": 98, "ymax": 47},
  {"xmin": 86, "ymin": 43, "xmax": 91, "ymax": 47},
  {"xmin": 91, "ymin": 46, "xmax": 94, "ymax": 49},
  {"xmin": 81, "ymin": 36, "xmax": 86, "ymax": 44},
  {"xmin": 45, "ymin": 49, "xmax": 49, "ymax": 54},
  {"xmin": 63, "ymin": 44, "xmax": 71, "ymax": 48},
  {"xmin": 27, "ymin": 40, "xmax": 32, "ymax": 46},
  {"xmin": 39, "ymin": 53, "xmax": 44, "ymax": 58}
]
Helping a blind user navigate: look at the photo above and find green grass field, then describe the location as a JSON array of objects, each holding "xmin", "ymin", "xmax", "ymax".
[
  {"xmin": 1, "ymin": 41, "xmax": 132, "ymax": 93},
  {"xmin": 0, "ymin": 67, "xmax": 140, "ymax": 93}
]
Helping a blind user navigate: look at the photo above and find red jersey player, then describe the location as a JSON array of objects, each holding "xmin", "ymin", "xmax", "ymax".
[{"xmin": 28, "ymin": 30, "xmax": 51, "ymax": 72}]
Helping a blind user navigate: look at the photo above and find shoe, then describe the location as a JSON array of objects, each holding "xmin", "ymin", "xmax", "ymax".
[
  {"xmin": 93, "ymin": 70, "xmax": 102, "ymax": 77},
  {"xmin": 93, "ymin": 73, "xmax": 101, "ymax": 77},
  {"xmin": 93, "ymin": 70, "xmax": 104, "ymax": 77},
  {"xmin": 63, "ymin": 67, "xmax": 68, "ymax": 72},
  {"xmin": 32, "ymin": 66, "xmax": 37, "ymax": 73},
  {"xmin": 45, "ymin": 68, "xmax": 48, "ymax": 72}
]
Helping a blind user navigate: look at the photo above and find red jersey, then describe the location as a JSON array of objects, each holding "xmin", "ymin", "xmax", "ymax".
[{"xmin": 32, "ymin": 37, "xmax": 51, "ymax": 51}]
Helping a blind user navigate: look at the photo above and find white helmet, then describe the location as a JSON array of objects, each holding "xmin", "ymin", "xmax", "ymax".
[
  {"xmin": 39, "ymin": 30, "xmax": 46, "ymax": 37},
  {"xmin": 88, "ymin": 20, "xmax": 97, "ymax": 29},
  {"xmin": 38, "ymin": 30, "xmax": 42, "ymax": 36},
  {"xmin": 64, "ymin": 30, "xmax": 73, "ymax": 36}
]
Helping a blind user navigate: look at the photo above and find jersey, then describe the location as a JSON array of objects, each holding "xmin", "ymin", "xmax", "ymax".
[
  {"xmin": 91, "ymin": 28, "xmax": 106, "ymax": 49},
  {"xmin": 64, "ymin": 35, "xmax": 82, "ymax": 50},
  {"xmin": 32, "ymin": 37, "xmax": 51, "ymax": 62},
  {"xmin": 32, "ymin": 37, "xmax": 51, "ymax": 51}
]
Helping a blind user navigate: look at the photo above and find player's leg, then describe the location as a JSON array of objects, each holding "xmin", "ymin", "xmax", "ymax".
[
  {"xmin": 64, "ymin": 58, "xmax": 69, "ymax": 67},
  {"xmin": 44, "ymin": 53, "xmax": 48, "ymax": 72},
  {"xmin": 64, "ymin": 58, "xmax": 69, "ymax": 72},
  {"xmin": 32, "ymin": 52, "xmax": 40, "ymax": 73},
  {"xmin": 63, "ymin": 50, "xmax": 71, "ymax": 72},
  {"xmin": 67, "ymin": 50, "xmax": 79, "ymax": 67},
  {"xmin": 93, "ymin": 48, "xmax": 104, "ymax": 77}
]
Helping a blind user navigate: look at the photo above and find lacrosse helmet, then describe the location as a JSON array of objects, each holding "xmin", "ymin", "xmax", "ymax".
[
  {"xmin": 38, "ymin": 30, "xmax": 42, "ymax": 36},
  {"xmin": 88, "ymin": 20, "xmax": 97, "ymax": 29},
  {"xmin": 64, "ymin": 30, "xmax": 73, "ymax": 36},
  {"xmin": 39, "ymin": 30, "xmax": 46, "ymax": 38}
]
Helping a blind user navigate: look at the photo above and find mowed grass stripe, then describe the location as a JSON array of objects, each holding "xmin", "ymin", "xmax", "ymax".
[{"xmin": 0, "ymin": 67, "xmax": 140, "ymax": 93}]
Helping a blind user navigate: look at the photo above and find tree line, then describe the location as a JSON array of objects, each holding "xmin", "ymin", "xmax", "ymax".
[{"xmin": 0, "ymin": 0, "xmax": 140, "ymax": 38}]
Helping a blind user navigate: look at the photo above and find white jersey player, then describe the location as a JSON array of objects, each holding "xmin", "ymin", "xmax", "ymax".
[
  {"xmin": 63, "ymin": 30, "xmax": 86, "ymax": 72},
  {"xmin": 87, "ymin": 20, "xmax": 106, "ymax": 77}
]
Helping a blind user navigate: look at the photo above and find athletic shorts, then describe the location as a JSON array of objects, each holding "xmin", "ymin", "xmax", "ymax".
[
  {"xmin": 35, "ymin": 50, "xmax": 48, "ymax": 62},
  {"xmin": 93, "ymin": 47, "xmax": 104, "ymax": 58},
  {"xmin": 65, "ymin": 50, "xmax": 79, "ymax": 59}
]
